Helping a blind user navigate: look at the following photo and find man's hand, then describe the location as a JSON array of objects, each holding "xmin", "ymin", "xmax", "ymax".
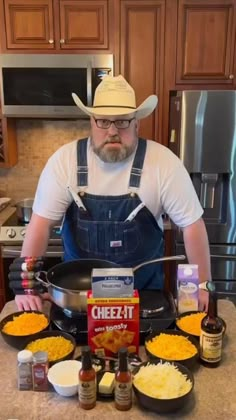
[
  {"xmin": 15, "ymin": 292, "xmax": 52, "ymax": 311},
  {"xmin": 15, "ymin": 294, "xmax": 43, "ymax": 311},
  {"xmin": 198, "ymin": 288, "xmax": 209, "ymax": 312}
]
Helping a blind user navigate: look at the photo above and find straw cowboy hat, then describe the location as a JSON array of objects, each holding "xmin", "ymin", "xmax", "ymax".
[{"xmin": 72, "ymin": 75, "xmax": 158, "ymax": 120}]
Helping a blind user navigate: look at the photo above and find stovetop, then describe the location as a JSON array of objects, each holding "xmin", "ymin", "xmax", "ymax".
[
  {"xmin": 0, "ymin": 210, "xmax": 62, "ymax": 245},
  {"xmin": 50, "ymin": 290, "xmax": 177, "ymax": 345}
]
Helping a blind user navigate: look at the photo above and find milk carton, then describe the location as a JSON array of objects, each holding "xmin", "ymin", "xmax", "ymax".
[{"xmin": 177, "ymin": 264, "xmax": 199, "ymax": 314}]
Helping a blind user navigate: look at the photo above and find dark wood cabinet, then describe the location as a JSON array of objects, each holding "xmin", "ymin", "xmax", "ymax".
[
  {"xmin": 0, "ymin": 117, "xmax": 17, "ymax": 168},
  {"xmin": 117, "ymin": 0, "xmax": 165, "ymax": 142},
  {"xmin": 1, "ymin": 0, "xmax": 113, "ymax": 52},
  {"xmin": 3, "ymin": 0, "xmax": 55, "ymax": 50},
  {"xmin": 0, "ymin": 248, "xmax": 6, "ymax": 312},
  {"xmin": 176, "ymin": 0, "xmax": 236, "ymax": 84},
  {"xmin": 59, "ymin": 0, "xmax": 109, "ymax": 50}
]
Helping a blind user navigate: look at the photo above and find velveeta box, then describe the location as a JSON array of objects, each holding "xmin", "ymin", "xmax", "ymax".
[{"xmin": 87, "ymin": 290, "xmax": 139, "ymax": 357}]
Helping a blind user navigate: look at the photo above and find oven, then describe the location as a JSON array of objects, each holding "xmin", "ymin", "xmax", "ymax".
[{"xmin": 0, "ymin": 210, "xmax": 63, "ymax": 305}]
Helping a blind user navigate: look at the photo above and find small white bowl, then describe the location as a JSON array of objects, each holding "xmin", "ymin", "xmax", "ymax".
[{"xmin": 47, "ymin": 359, "xmax": 82, "ymax": 397}]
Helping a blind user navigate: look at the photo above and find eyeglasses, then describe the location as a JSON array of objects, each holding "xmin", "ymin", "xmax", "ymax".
[{"xmin": 94, "ymin": 118, "xmax": 135, "ymax": 129}]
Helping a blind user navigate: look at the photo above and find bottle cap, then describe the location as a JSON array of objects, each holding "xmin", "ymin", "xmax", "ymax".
[
  {"xmin": 81, "ymin": 345, "xmax": 92, "ymax": 370},
  {"xmin": 32, "ymin": 351, "xmax": 48, "ymax": 363},
  {"xmin": 17, "ymin": 350, "xmax": 33, "ymax": 363}
]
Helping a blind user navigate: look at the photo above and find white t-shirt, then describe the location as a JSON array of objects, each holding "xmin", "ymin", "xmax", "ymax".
[{"xmin": 33, "ymin": 138, "xmax": 203, "ymax": 229}]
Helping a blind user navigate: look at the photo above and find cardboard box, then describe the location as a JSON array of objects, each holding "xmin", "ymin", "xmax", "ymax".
[
  {"xmin": 91, "ymin": 268, "xmax": 134, "ymax": 298},
  {"xmin": 177, "ymin": 264, "xmax": 199, "ymax": 314},
  {"xmin": 87, "ymin": 290, "xmax": 139, "ymax": 357}
]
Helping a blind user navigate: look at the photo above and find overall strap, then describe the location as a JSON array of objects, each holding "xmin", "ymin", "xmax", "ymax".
[
  {"xmin": 129, "ymin": 138, "xmax": 147, "ymax": 188},
  {"xmin": 77, "ymin": 138, "xmax": 88, "ymax": 187}
]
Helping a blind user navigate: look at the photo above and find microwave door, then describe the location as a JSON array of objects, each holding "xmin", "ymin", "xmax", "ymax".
[{"xmin": 0, "ymin": 53, "xmax": 114, "ymax": 118}]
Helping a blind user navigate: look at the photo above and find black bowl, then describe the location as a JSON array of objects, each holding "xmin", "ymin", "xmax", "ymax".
[
  {"xmin": 132, "ymin": 360, "xmax": 194, "ymax": 414},
  {"xmin": 23, "ymin": 330, "xmax": 76, "ymax": 365},
  {"xmin": 145, "ymin": 329, "xmax": 199, "ymax": 370},
  {"xmin": 175, "ymin": 311, "xmax": 227, "ymax": 339},
  {"xmin": 0, "ymin": 311, "xmax": 50, "ymax": 350}
]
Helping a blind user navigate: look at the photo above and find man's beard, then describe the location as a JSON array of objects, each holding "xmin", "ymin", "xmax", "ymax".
[{"xmin": 91, "ymin": 135, "xmax": 137, "ymax": 162}]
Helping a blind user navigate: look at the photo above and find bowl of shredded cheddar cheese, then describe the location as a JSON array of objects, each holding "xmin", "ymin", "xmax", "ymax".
[
  {"xmin": 145, "ymin": 330, "xmax": 199, "ymax": 370},
  {"xmin": 175, "ymin": 311, "xmax": 226, "ymax": 339},
  {"xmin": 24, "ymin": 330, "xmax": 76, "ymax": 364},
  {"xmin": 132, "ymin": 360, "xmax": 194, "ymax": 413},
  {"xmin": 0, "ymin": 311, "xmax": 49, "ymax": 349}
]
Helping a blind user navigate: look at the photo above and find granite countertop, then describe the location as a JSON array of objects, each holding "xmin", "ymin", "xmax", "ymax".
[{"xmin": 0, "ymin": 300, "xmax": 236, "ymax": 420}]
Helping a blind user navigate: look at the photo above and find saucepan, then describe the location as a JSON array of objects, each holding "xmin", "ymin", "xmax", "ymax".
[
  {"xmin": 35, "ymin": 255, "xmax": 185, "ymax": 312},
  {"xmin": 15, "ymin": 198, "xmax": 34, "ymax": 223}
]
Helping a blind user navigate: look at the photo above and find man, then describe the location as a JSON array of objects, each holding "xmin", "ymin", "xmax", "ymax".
[{"xmin": 10, "ymin": 75, "xmax": 210, "ymax": 311}]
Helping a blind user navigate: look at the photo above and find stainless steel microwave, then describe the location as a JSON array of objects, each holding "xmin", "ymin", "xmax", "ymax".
[{"xmin": 0, "ymin": 54, "xmax": 113, "ymax": 118}]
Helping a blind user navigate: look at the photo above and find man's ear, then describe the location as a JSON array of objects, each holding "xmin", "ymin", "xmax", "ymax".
[{"xmin": 135, "ymin": 119, "xmax": 140, "ymax": 134}]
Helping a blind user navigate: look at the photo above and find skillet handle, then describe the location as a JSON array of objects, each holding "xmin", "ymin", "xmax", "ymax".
[
  {"xmin": 34, "ymin": 271, "xmax": 50, "ymax": 288},
  {"xmin": 132, "ymin": 255, "xmax": 186, "ymax": 272}
]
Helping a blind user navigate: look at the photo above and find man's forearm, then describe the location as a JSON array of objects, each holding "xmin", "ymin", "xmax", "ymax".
[
  {"xmin": 182, "ymin": 218, "xmax": 211, "ymax": 283},
  {"xmin": 21, "ymin": 213, "xmax": 54, "ymax": 257}
]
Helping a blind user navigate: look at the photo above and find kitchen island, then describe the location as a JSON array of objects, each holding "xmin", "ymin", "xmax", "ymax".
[{"xmin": 0, "ymin": 300, "xmax": 236, "ymax": 420}]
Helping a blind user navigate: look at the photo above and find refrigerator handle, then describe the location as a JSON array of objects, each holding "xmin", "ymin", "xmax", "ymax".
[
  {"xmin": 200, "ymin": 173, "xmax": 218, "ymax": 208},
  {"xmin": 211, "ymin": 254, "xmax": 236, "ymax": 261}
]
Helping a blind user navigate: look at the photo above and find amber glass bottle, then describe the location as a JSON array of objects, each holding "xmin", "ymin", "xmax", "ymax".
[
  {"xmin": 200, "ymin": 291, "xmax": 223, "ymax": 368},
  {"xmin": 115, "ymin": 347, "xmax": 132, "ymax": 411},
  {"xmin": 78, "ymin": 346, "xmax": 96, "ymax": 409}
]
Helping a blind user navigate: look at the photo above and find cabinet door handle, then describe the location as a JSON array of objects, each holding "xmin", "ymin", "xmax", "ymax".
[
  {"xmin": 60, "ymin": 39, "xmax": 65, "ymax": 44},
  {"xmin": 48, "ymin": 39, "xmax": 54, "ymax": 44},
  {"xmin": 229, "ymin": 74, "xmax": 234, "ymax": 80}
]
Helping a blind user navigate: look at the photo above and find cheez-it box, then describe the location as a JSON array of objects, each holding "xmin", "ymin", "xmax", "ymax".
[{"xmin": 87, "ymin": 290, "xmax": 139, "ymax": 357}]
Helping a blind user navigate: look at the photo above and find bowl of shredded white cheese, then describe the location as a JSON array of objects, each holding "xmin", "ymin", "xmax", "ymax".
[{"xmin": 132, "ymin": 361, "xmax": 194, "ymax": 413}]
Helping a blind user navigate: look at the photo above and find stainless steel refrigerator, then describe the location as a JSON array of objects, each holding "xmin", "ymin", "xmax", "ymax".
[{"xmin": 169, "ymin": 90, "xmax": 236, "ymax": 281}]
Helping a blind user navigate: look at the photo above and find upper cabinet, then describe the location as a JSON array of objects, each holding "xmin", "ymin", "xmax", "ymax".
[
  {"xmin": 176, "ymin": 0, "xmax": 236, "ymax": 84},
  {"xmin": 0, "ymin": 117, "xmax": 17, "ymax": 168},
  {"xmin": 1, "ymin": 0, "xmax": 113, "ymax": 51},
  {"xmin": 3, "ymin": 0, "xmax": 54, "ymax": 50},
  {"xmin": 117, "ymin": 0, "xmax": 165, "ymax": 142}
]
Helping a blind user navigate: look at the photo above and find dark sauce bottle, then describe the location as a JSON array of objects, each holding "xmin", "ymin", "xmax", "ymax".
[{"xmin": 200, "ymin": 289, "xmax": 223, "ymax": 368}]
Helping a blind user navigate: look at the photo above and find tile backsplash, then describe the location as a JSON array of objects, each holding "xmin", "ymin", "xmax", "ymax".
[{"xmin": 0, "ymin": 119, "xmax": 90, "ymax": 202}]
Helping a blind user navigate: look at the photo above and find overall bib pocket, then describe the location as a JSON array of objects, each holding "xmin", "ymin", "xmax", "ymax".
[{"xmin": 76, "ymin": 219, "xmax": 142, "ymax": 257}]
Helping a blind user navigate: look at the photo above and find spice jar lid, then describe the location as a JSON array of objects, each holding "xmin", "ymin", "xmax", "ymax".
[
  {"xmin": 33, "ymin": 351, "xmax": 48, "ymax": 363},
  {"xmin": 17, "ymin": 350, "xmax": 33, "ymax": 363}
]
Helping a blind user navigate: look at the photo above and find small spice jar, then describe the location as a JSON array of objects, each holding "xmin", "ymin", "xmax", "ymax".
[
  {"xmin": 32, "ymin": 351, "xmax": 49, "ymax": 391},
  {"xmin": 17, "ymin": 349, "xmax": 33, "ymax": 390}
]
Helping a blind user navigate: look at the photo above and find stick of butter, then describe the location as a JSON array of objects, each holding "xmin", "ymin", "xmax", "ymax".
[{"xmin": 98, "ymin": 372, "xmax": 115, "ymax": 394}]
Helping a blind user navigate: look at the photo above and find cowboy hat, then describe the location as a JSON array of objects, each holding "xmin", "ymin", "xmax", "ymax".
[{"xmin": 72, "ymin": 75, "xmax": 158, "ymax": 120}]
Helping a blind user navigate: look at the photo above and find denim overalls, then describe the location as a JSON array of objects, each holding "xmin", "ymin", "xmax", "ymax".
[{"xmin": 62, "ymin": 138, "xmax": 164, "ymax": 289}]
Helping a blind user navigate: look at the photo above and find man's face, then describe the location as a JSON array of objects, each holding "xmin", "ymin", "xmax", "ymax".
[{"xmin": 90, "ymin": 114, "xmax": 139, "ymax": 162}]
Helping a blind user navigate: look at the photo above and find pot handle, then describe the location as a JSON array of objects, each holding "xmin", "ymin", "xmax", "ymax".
[
  {"xmin": 34, "ymin": 271, "xmax": 50, "ymax": 288},
  {"xmin": 132, "ymin": 255, "xmax": 186, "ymax": 272}
]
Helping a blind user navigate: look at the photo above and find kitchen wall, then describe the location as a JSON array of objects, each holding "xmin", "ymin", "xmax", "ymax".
[{"xmin": 0, "ymin": 119, "xmax": 90, "ymax": 202}]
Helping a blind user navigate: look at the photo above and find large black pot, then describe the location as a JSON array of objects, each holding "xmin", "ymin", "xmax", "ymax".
[
  {"xmin": 35, "ymin": 259, "xmax": 119, "ymax": 312},
  {"xmin": 35, "ymin": 256, "xmax": 185, "ymax": 312}
]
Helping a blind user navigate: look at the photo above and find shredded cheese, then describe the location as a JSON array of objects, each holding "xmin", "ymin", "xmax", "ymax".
[
  {"xmin": 2, "ymin": 313, "xmax": 48, "ymax": 335},
  {"xmin": 176, "ymin": 312, "xmax": 206, "ymax": 336},
  {"xmin": 133, "ymin": 362, "xmax": 192, "ymax": 399},
  {"xmin": 26, "ymin": 336, "xmax": 74, "ymax": 362},
  {"xmin": 146, "ymin": 333, "xmax": 197, "ymax": 360}
]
